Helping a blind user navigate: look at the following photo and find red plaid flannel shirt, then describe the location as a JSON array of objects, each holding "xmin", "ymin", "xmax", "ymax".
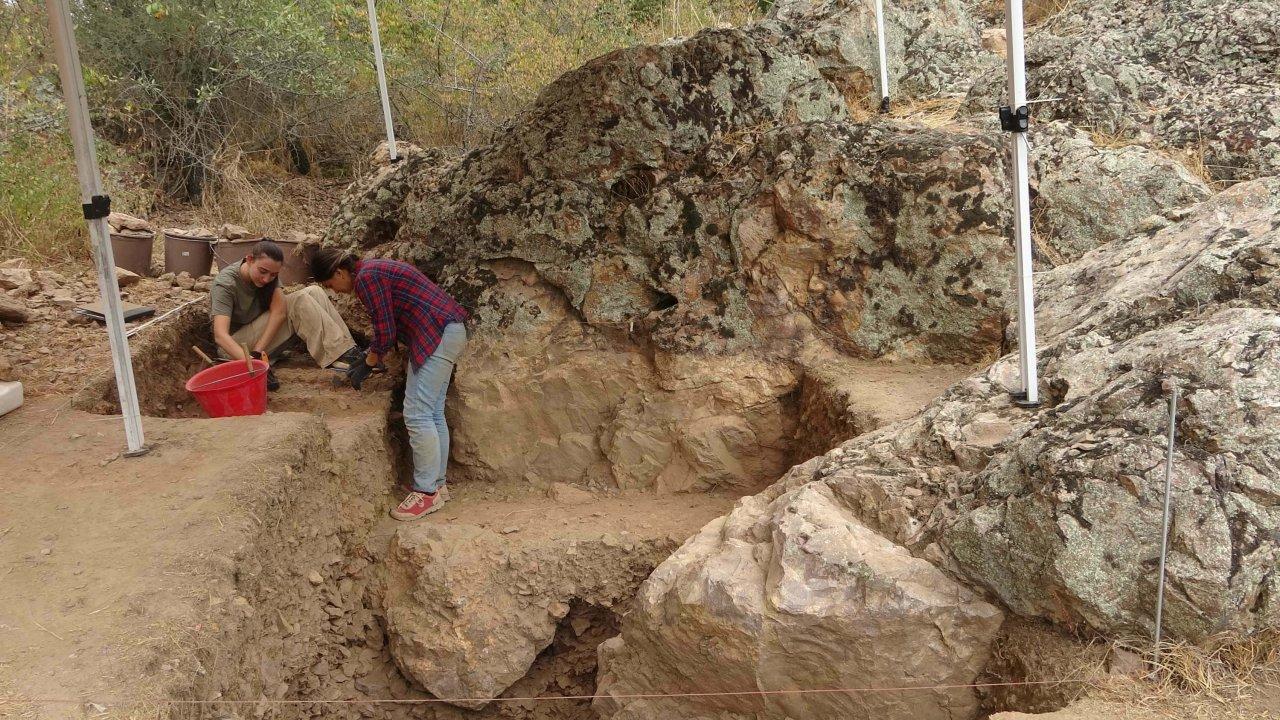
[{"xmin": 353, "ymin": 259, "xmax": 468, "ymax": 369}]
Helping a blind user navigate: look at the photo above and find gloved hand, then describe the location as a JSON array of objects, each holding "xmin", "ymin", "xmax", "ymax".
[
  {"xmin": 248, "ymin": 350, "xmax": 281, "ymax": 391},
  {"xmin": 345, "ymin": 360, "xmax": 374, "ymax": 390}
]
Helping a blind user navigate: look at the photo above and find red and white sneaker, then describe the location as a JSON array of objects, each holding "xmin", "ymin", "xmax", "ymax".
[
  {"xmin": 399, "ymin": 479, "xmax": 449, "ymax": 501},
  {"xmin": 390, "ymin": 491, "xmax": 445, "ymax": 521}
]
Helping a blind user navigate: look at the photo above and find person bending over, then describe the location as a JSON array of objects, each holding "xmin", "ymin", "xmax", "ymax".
[
  {"xmin": 210, "ymin": 239, "xmax": 362, "ymax": 390},
  {"xmin": 311, "ymin": 248, "xmax": 469, "ymax": 521}
]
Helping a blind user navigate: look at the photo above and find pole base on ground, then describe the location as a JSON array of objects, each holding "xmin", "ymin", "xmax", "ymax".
[
  {"xmin": 879, "ymin": 97, "xmax": 890, "ymax": 113},
  {"xmin": 1010, "ymin": 391, "xmax": 1042, "ymax": 409},
  {"xmin": 123, "ymin": 445, "xmax": 153, "ymax": 458}
]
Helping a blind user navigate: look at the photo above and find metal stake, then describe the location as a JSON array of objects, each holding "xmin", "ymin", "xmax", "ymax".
[
  {"xmin": 366, "ymin": 0, "xmax": 398, "ymax": 161},
  {"xmin": 46, "ymin": 0, "xmax": 147, "ymax": 455},
  {"xmin": 1152, "ymin": 381, "xmax": 1179, "ymax": 670},
  {"xmin": 1004, "ymin": 0, "xmax": 1039, "ymax": 406},
  {"xmin": 874, "ymin": 0, "xmax": 890, "ymax": 112}
]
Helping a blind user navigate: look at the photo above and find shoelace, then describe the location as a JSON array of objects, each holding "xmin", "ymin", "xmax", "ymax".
[{"xmin": 400, "ymin": 492, "xmax": 426, "ymax": 507}]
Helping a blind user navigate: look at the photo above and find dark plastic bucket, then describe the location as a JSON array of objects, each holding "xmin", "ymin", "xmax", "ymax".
[
  {"xmin": 185, "ymin": 360, "xmax": 269, "ymax": 417},
  {"xmin": 274, "ymin": 238, "xmax": 315, "ymax": 286},
  {"xmin": 212, "ymin": 237, "xmax": 263, "ymax": 271},
  {"xmin": 164, "ymin": 231, "xmax": 214, "ymax": 277},
  {"xmin": 213, "ymin": 237, "xmax": 313, "ymax": 286},
  {"xmin": 110, "ymin": 231, "xmax": 154, "ymax": 277}
]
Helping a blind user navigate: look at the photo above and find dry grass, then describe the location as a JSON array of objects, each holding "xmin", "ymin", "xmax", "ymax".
[
  {"xmin": 1162, "ymin": 141, "xmax": 1232, "ymax": 192},
  {"xmin": 187, "ymin": 150, "xmax": 339, "ymax": 238},
  {"xmin": 886, "ymin": 95, "xmax": 969, "ymax": 131},
  {"xmin": 1085, "ymin": 632, "xmax": 1280, "ymax": 719},
  {"xmin": 1026, "ymin": 0, "xmax": 1074, "ymax": 24},
  {"xmin": 1143, "ymin": 630, "xmax": 1280, "ymax": 700},
  {"xmin": 980, "ymin": 0, "xmax": 1074, "ymax": 25},
  {"xmin": 1084, "ymin": 125, "xmax": 1145, "ymax": 150}
]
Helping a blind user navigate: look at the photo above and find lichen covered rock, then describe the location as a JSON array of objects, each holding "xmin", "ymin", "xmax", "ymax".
[
  {"xmin": 1029, "ymin": 121, "xmax": 1211, "ymax": 264},
  {"xmin": 593, "ymin": 176, "xmax": 1280, "ymax": 720},
  {"xmin": 963, "ymin": 0, "xmax": 1280, "ymax": 183},
  {"xmin": 776, "ymin": 178, "xmax": 1280, "ymax": 641},
  {"xmin": 769, "ymin": 0, "xmax": 994, "ymax": 103}
]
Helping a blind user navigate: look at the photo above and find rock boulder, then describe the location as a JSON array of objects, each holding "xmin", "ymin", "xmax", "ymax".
[
  {"xmin": 1029, "ymin": 121, "xmax": 1211, "ymax": 264},
  {"xmin": 962, "ymin": 0, "xmax": 1280, "ymax": 183},
  {"xmin": 594, "ymin": 483, "xmax": 1004, "ymax": 720},
  {"xmin": 370, "ymin": 523, "xmax": 681, "ymax": 709}
]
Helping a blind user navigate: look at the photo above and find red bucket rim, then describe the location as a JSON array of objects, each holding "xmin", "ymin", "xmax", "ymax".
[{"xmin": 186, "ymin": 359, "xmax": 268, "ymax": 394}]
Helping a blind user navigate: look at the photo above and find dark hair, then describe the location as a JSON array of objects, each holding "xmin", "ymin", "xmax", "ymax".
[
  {"xmin": 248, "ymin": 239, "xmax": 284, "ymax": 263},
  {"xmin": 245, "ymin": 238, "xmax": 282, "ymax": 305},
  {"xmin": 311, "ymin": 246, "xmax": 359, "ymax": 282}
]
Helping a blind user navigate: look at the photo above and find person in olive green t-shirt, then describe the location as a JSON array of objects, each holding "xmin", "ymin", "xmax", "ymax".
[{"xmin": 209, "ymin": 240, "xmax": 361, "ymax": 390}]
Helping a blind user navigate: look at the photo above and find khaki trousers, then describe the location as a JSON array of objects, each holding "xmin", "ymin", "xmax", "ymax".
[{"xmin": 230, "ymin": 286, "xmax": 355, "ymax": 368}]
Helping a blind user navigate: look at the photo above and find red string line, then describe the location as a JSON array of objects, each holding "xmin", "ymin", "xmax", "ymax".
[{"xmin": 3, "ymin": 679, "xmax": 1091, "ymax": 706}]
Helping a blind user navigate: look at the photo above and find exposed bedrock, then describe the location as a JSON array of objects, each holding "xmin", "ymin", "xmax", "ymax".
[
  {"xmin": 436, "ymin": 119, "xmax": 1015, "ymax": 492},
  {"xmin": 961, "ymin": 0, "xmax": 1280, "ymax": 183},
  {"xmin": 370, "ymin": 523, "xmax": 679, "ymax": 710},
  {"xmin": 1028, "ymin": 121, "xmax": 1211, "ymax": 265},
  {"xmin": 596, "ymin": 177, "xmax": 1280, "ymax": 720}
]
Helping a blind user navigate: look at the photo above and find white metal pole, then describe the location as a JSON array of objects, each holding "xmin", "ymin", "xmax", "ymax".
[
  {"xmin": 1004, "ymin": 0, "xmax": 1039, "ymax": 406},
  {"xmin": 874, "ymin": 0, "xmax": 890, "ymax": 112},
  {"xmin": 45, "ymin": 0, "xmax": 147, "ymax": 455},
  {"xmin": 1152, "ymin": 382, "xmax": 1179, "ymax": 670},
  {"xmin": 366, "ymin": 0, "xmax": 398, "ymax": 162}
]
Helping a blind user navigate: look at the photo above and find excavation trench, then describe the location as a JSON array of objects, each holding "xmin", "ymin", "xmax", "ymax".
[
  {"xmin": 66, "ymin": 306, "xmax": 737, "ymax": 720},
  {"xmin": 144, "ymin": 362, "xmax": 656, "ymax": 720},
  {"xmin": 67, "ymin": 306, "xmax": 1028, "ymax": 720}
]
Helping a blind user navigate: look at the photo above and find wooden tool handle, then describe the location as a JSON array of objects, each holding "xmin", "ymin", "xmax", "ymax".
[
  {"xmin": 192, "ymin": 345, "xmax": 215, "ymax": 366},
  {"xmin": 242, "ymin": 343, "xmax": 255, "ymax": 376}
]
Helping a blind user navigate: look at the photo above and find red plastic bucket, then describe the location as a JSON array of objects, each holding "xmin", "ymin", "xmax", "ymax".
[{"xmin": 185, "ymin": 360, "xmax": 269, "ymax": 417}]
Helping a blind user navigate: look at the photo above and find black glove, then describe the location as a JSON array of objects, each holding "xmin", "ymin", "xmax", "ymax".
[{"xmin": 345, "ymin": 360, "xmax": 374, "ymax": 390}]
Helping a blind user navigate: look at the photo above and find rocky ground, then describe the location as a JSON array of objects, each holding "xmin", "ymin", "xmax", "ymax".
[{"xmin": 0, "ymin": 259, "xmax": 211, "ymax": 396}]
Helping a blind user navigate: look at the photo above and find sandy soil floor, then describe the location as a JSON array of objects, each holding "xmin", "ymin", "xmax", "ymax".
[{"xmin": 0, "ymin": 398, "xmax": 331, "ymax": 718}]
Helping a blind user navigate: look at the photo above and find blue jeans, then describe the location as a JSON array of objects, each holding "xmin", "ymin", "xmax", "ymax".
[{"xmin": 404, "ymin": 323, "xmax": 467, "ymax": 494}]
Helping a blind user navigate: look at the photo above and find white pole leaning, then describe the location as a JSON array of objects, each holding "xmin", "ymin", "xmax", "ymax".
[
  {"xmin": 45, "ymin": 0, "xmax": 147, "ymax": 455},
  {"xmin": 874, "ymin": 0, "xmax": 890, "ymax": 113},
  {"xmin": 366, "ymin": 0, "xmax": 398, "ymax": 162},
  {"xmin": 1003, "ymin": 0, "xmax": 1039, "ymax": 406}
]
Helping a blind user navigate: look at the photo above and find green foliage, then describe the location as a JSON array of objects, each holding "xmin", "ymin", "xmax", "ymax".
[
  {"xmin": 72, "ymin": 0, "xmax": 357, "ymax": 198},
  {"xmin": 0, "ymin": 127, "xmax": 151, "ymax": 266},
  {"xmin": 1, "ymin": 0, "xmax": 762, "ymax": 208}
]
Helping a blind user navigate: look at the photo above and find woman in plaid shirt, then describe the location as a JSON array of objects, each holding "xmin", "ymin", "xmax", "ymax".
[{"xmin": 312, "ymin": 248, "xmax": 469, "ymax": 521}]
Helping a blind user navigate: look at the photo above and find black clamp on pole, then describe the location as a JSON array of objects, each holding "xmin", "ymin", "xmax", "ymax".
[
  {"xmin": 998, "ymin": 105, "xmax": 1030, "ymax": 133},
  {"xmin": 879, "ymin": 96, "xmax": 890, "ymax": 114},
  {"xmin": 82, "ymin": 194, "xmax": 112, "ymax": 220},
  {"xmin": 1010, "ymin": 390, "xmax": 1040, "ymax": 408}
]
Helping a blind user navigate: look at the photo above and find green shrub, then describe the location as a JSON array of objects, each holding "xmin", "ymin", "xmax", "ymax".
[{"xmin": 0, "ymin": 127, "xmax": 151, "ymax": 267}]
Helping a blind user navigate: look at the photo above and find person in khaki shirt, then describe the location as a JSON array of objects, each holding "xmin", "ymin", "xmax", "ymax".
[{"xmin": 210, "ymin": 239, "xmax": 360, "ymax": 390}]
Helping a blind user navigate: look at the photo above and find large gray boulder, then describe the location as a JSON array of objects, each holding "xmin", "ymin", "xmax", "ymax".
[
  {"xmin": 594, "ymin": 483, "xmax": 1004, "ymax": 720},
  {"xmin": 1029, "ymin": 121, "xmax": 1211, "ymax": 265},
  {"xmin": 962, "ymin": 0, "xmax": 1280, "ymax": 183}
]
